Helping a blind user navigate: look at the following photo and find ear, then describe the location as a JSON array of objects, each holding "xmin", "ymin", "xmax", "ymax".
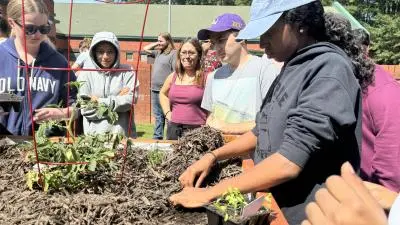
[
  {"xmin": 7, "ymin": 18, "xmax": 15, "ymax": 28},
  {"xmin": 298, "ymin": 26, "xmax": 308, "ymax": 35}
]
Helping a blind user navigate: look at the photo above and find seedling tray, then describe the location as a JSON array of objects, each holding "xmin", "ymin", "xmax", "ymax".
[{"xmin": 205, "ymin": 204, "xmax": 270, "ymax": 225}]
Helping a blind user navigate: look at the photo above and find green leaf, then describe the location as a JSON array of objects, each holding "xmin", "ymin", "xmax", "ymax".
[
  {"xmin": 64, "ymin": 149, "xmax": 73, "ymax": 161},
  {"xmin": 25, "ymin": 171, "xmax": 38, "ymax": 190},
  {"xmin": 224, "ymin": 213, "xmax": 229, "ymax": 222},
  {"xmin": 102, "ymin": 151, "xmax": 115, "ymax": 158},
  {"xmin": 66, "ymin": 81, "xmax": 86, "ymax": 89},
  {"xmin": 88, "ymin": 160, "xmax": 97, "ymax": 172}
]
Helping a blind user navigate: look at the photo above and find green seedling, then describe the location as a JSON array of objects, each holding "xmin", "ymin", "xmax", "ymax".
[
  {"xmin": 147, "ymin": 149, "xmax": 165, "ymax": 167},
  {"xmin": 213, "ymin": 187, "xmax": 247, "ymax": 221},
  {"xmin": 24, "ymin": 133, "xmax": 120, "ymax": 192}
]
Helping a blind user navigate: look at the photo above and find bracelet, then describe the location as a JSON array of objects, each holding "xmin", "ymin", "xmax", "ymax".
[
  {"xmin": 207, "ymin": 151, "xmax": 218, "ymax": 162},
  {"xmin": 165, "ymin": 111, "xmax": 171, "ymax": 117}
]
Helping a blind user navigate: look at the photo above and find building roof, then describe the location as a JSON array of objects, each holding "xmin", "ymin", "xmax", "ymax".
[
  {"xmin": 54, "ymin": 3, "xmax": 252, "ymax": 40},
  {"xmin": 54, "ymin": 3, "xmax": 355, "ymax": 41}
]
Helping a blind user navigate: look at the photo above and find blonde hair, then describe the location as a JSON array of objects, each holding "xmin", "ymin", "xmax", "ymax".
[
  {"xmin": 159, "ymin": 32, "xmax": 175, "ymax": 55},
  {"xmin": 7, "ymin": 0, "xmax": 48, "ymax": 23},
  {"xmin": 7, "ymin": 0, "xmax": 48, "ymax": 37},
  {"xmin": 79, "ymin": 37, "xmax": 92, "ymax": 51}
]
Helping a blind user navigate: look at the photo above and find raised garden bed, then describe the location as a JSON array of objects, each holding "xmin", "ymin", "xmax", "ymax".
[{"xmin": 0, "ymin": 126, "xmax": 246, "ymax": 224}]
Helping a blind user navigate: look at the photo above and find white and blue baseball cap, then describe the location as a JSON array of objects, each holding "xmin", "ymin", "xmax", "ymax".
[{"xmin": 236, "ymin": 0, "xmax": 316, "ymax": 40}]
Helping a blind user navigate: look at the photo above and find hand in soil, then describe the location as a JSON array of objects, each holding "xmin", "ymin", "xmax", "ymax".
[
  {"xmin": 169, "ymin": 187, "xmax": 213, "ymax": 208},
  {"xmin": 302, "ymin": 162, "xmax": 388, "ymax": 225},
  {"xmin": 179, "ymin": 152, "xmax": 216, "ymax": 188}
]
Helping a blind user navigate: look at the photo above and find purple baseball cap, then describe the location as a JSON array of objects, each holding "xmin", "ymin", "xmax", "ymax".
[{"xmin": 197, "ymin": 13, "xmax": 246, "ymax": 40}]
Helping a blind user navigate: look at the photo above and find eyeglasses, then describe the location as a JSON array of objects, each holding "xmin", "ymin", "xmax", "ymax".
[
  {"xmin": 14, "ymin": 21, "xmax": 51, "ymax": 35},
  {"xmin": 180, "ymin": 51, "xmax": 197, "ymax": 57}
]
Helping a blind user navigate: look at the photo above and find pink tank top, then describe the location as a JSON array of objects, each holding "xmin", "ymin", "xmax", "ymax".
[{"xmin": 168, "ymin": 73, "xmax": 207, "ymax": 125}]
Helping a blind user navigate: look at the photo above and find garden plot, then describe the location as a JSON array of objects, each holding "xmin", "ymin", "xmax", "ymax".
[{"xmin": 0, "ymin": 126, "xmax": 242, "ymax": 225}]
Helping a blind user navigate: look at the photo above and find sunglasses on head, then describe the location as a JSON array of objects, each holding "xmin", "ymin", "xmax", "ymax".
[{"xmin": 14, "ymin": 21, "xmax": 51, "ymax": 35}]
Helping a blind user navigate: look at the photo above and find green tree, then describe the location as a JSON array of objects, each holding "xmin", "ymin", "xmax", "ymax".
[
  {"xmin": 234, "ymin": 0, "xmax": 251, "ymax": 6},
  {"xmin": 366, "ymin": 14, "xmax": 400, "ymax": 64},
  {"xmin": 337, "ymin": 0, "xmax": 400, "ymax": 64}
]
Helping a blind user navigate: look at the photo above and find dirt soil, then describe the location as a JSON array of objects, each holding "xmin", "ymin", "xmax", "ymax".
[{"xmin": 0, "ymin": 126, "xmax": 242, "ymax": 225}]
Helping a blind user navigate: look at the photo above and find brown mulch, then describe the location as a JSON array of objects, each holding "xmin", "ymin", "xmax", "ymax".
[{"xmin": 0, "ymin": 126, "xmax": 242, "ymax": 225}]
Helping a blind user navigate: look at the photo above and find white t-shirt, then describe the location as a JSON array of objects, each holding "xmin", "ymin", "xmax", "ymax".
[
  {"xmin": 74, "ymin": 51, "xmax": 91, "ymax": 68},
  {"xmin": 201, "ymin": 55, "xmax": 280, "ymax": 123},
  {"xmin": 389, "ymin": 194, "xmax": 400, "ymax": 225}
]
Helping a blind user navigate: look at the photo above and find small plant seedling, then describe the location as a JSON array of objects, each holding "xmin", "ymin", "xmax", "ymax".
[
  {"xmin": 24, "ymin": 132, "xmax": 120, "ymax": 192},
  {"xmin": 213, "ymin": 187, "xmax": 247, "ymax": 221},
  {"xmin": 147, "ymin": 149, "xmax": 165, "ymax": 167}
]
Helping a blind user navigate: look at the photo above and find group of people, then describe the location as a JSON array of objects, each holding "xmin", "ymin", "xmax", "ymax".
[
  {"xmin": 146, "ymin": 13, "xmax": 280, "ymax": 140},
  {"xmin": 168, "ymin": 1, "xmax": 400, "ymax": 225},
  {"xmin": 0, "ymin": 0, "xmax": 399, "ymax": 224}
]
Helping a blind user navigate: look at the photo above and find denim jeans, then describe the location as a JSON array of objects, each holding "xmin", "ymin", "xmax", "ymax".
[{"xmin": 151, "ymin": 90, "xmax": 165, "ymax": 140}]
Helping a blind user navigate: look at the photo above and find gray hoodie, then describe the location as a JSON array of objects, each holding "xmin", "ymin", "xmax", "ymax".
[{"xmin": 77, "ymin": 31, "xmax": 139, "ymax": 136}]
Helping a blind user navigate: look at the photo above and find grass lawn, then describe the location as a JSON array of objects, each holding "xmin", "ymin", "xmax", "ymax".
[{"xmin": 135, "ymin": 123, "xmax": 154, "ymax": 139}]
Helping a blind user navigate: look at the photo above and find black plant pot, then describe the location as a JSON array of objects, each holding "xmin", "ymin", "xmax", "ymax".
[{"xmin": 205, "ymin": 205, "xmax": 270, "ymax": 225}]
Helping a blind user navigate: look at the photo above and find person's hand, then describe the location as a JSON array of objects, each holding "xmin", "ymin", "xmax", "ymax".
[
  {"xmin": 169, "ymin": 187, "xmax": 213, "ymax": 208},
  {"xmin": 165, "ymin": 111, "xmax": 172, "ymax": 121},
  {"xmin": 302, "ymin": 162, "xmax": 388, "ymax": 225},
  {"xmin": 363, "ymin": 181, "xmax": 398, "ymax": 210},
  {"xmin": 91, "ymin": 96, "xmax": 99, "ymax": 102},
  {"xmin": 179, "ymin": 153, "xmax": 216, "ymax": 188},
  {"xmin": 118, "ymin": 87, "xmax": 130, "ymax": 96},
  {"xmin": 34, "ymin": 108, "xmax": 67, "ymax": 123}
]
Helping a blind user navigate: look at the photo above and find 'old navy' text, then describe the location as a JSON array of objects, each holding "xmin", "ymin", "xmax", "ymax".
[{"xmin": 0, "ymin": 76, "xmax": 56, "ymax": 94}]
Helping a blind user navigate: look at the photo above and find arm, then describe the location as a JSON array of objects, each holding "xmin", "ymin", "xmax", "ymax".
[
  {"xmin": 159, "ymin": 73, "xmax": 174, "ymax": 120},
  {"xmin": 172, "ymin": 147, "xmax": 301, "ymax": 207},
  {"xmin": 97, "ymin": 71, "xmax": 135, "ymax": 113},
  {"xmin": 34, "ymin": 65, "xmax": 78, "ymax": 122},
  {"xmin": 178, "ymin": 131, "xmax": 258, "ymax": 188},
  {"xmin": 33, "ymin": 106, "xmax": 77, "ymax": 123},
  {"xmin": 207, "ymin": 152, "xmax": 301, "ymax": 199},
  {"xmin": 367, "ymin": 83, "xmax": 400, "ymax": 191},
  {"xmin": 143, "ymin": 42, "xmax": 158, "ymax": 54},
  {"xmin": 71, "ymin": 52, "xmax": 86, "ymax": 71}
]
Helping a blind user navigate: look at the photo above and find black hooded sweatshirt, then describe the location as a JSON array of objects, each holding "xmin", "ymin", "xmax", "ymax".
[{"xmin": 252, "ymin": 42, "xmax": 362, "ymax": 224}]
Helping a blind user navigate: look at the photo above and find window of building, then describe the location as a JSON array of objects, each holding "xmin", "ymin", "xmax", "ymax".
[{"xmin": 126, "ymin": 52, "xmax": 134, "ymax": 61}]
